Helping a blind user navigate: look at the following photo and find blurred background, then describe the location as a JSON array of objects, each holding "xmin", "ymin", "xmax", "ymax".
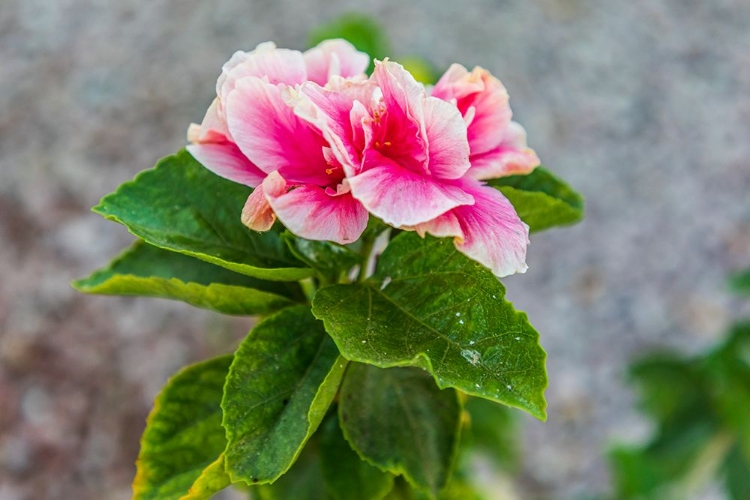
[{"xmin": 1, "ymin": 1, "xmax": 749, "ymax": 499}]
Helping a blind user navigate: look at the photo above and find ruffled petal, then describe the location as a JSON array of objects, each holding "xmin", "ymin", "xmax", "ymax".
[
  {"xmin": 416, "ymin": 181, "xmax": 529, "ymax": 277},
  {"xmin": 241, "ymin": 183, "xmax": 277, "ymax": 231},
  {"xmin": 186, "ymin": 143, "xmax": 266, "ymax": 188},
  {"xmin": 225, "ymin": 77, "xmax": 330, "ymax": 185},
  {"xmin": 423, "ymin": 96, "xmax": 471, "ymax": 179},
  {"xmin": 263, "ymin": 172, "xmax": 368, "ymax": 244},
  {"xmin": 303, "ymin": 39, "xmax": 369, "ymax": 85},
  {"xmin": 467, "ymin": 121, "xmax": 540, "ymax": 180},
  {"xmin": 217, "ymin": 42, "xmax": 307, "ymax": 102},
  {"xmin": 347, "ymin": 163, "xmax": 475, "ymax": 227}
]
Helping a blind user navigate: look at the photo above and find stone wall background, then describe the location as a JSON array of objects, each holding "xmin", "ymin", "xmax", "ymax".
[{"xmin": 1, "ymin": 1, "xmax": 749, "ymax": 499}]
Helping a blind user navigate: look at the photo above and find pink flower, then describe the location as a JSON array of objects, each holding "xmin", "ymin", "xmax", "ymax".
[
  {"xmin": 298, "ymin": 60, "xmax": 530, "ymax": 276},
  {"xmin": 187, "ymin": 40, "xmax": 370, "ymax": 244},
  {"xmin": 431, "ymin": 64, "xmax": 540, "ymax": 180}
]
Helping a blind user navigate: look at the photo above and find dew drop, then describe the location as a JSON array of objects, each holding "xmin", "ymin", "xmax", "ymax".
[
  {"xmin": 506, "ymin": 385, "xmax": 512, "ymax": 390},
  {"xmin": 380, "ymin": 276, "xmax": 392, "ymax": 290},
  {"xmin": 455, "ymin": 312, "xmax": 461, "ymax": 317},
  {"xmin": 361, "ymin": 340, "xmax": 367, "ymax": 344},
  {"xmin": 515, "ymin": 337, "xmax": 520, "ymax": 341},
  {"xmin": 459, "ymin": 319, "xmax": 464, "ymax": 325},
  {"xmin": 461, "ymin": 349, "xmax": 481, "ymax": 365},
  {"xmin": 469, "ymin": 340, "xmax": 475, "ymax": 345}
]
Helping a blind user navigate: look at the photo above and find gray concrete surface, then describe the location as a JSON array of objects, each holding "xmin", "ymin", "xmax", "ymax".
[{"xmin": 1, "ymin": 1, "xmax": 749, "ymax": 499}]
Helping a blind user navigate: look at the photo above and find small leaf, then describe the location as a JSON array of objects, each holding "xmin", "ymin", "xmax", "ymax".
[
  {"xmin": 133, "ymin": 356, "xmax": 233, "ymax": 500},
  {"xmin": 309, "ymin": 14, "xmax": 390, "ymax": 72},
  {"xmin": 93, "ymin": 149, "xmax": 313, "ymax": 281},
  {"xmin": 729, "ymin": 270, "xmax": 750, "ymax": 296},
  {"xmin": 724, "ymin": 444, "xmax": 750, "ymax": 500},
  {"xmin": 312, "ymin": 232, "xmax": 548, "ymax": 420},
  {"xmin": 283, "ymin": 233, "xmax": 363, "ymax": 284},
  {"xmin": 489, "ymin": 167, "xmax": 584, "ymax": 233},
  {"xmin": 462, "ymin": 397, "xmax": 519, "ymax": 469},
  {"xmin": 73, "ymin": 241, "xmax": 304, "ymax": 315},
  {"xmin": 320, "ymin": 413, "xmax": 394, "ymax": 500},
  {"xmin": 339, "ymin": 364, "xmax": 461, "ymax": 498},
  {"xmin": 222, "ymin": 305, "xmax": 346, "ymax": 484}
]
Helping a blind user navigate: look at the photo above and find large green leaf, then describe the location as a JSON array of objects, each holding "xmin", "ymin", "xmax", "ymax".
[
  {"xmin": 312, "ymin": 232, "xmax": 548, "ymax": 420},
  {"xmin": 73, "ymin": 241, "xmax": 304, "ymax": 315},
  {"xmin": 339, "ymin": 364, "xmax": 461, "ymax": 498},
  {"xmin": 320, "ymin": 413, "xmax": 394, "ymax": 500},
  {"xmin": 724, "ymin": 444, "xmax": 750, "ymax": 500},
  {"xmin": 93, "ymin": 149, "xmax": 313, "ymax": 281},
  {"xmin": 489, "ymin": 167, "xmax": 584, "ymax": 233},
  {"xmin": 222, "ymin": 306, "xmax": 346, "ymax": 484},
  {"xmin": 133, "ymin": 356, "xmax": 233, "ymax": 500},
  {"xmin": 254, "ymin": 445, "xmax": 330, "ymax": 500}
]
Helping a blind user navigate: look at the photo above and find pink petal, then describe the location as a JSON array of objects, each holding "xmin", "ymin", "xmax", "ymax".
[
  {"xmin": 241, "ymin": 182, "xmax": 277, "ymax": 231},
  {"xmin": 416, "ymin": 182, "xmax": 529, "ymax": 277},
  {"xmin": 347, "ymin": 164, "xmax": 475, "ymax": 227},
  {"xmin": 187, "ymin": 143, "xmax": 266, "ymax": 188},
  {"xmin": 188, "ymin": 98, "xmax": 230, "ymax": 143},
  {"xmin": 432, "ymin": 64, "xmax": 512, "ymax": 157},
  {"xmin": 263, "ymin": 172, "xmax": 368, "ymax": 244},
  {"xmin": 467, "ymin": 122, "xmax": 541, "ymax": 180},
  {"xmin": 225, "ymin": 77, "xmax": 331, "ymax": 185},
  {"xmin": 303, "ymin": 39, "xmax": 369, "ymax": 85},
  {"xmin": 217, "ymin": 42, "xmax": 307, "ymax": 102},
  {"xmin": 422, "ymin": 96, "xmax": 471, "ymax": 179}
]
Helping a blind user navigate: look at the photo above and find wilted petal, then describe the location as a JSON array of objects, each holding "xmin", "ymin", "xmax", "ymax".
[
  {"xmin": 416, "ymin": 181, "xmax": 529, "ymax": 277},
  {"xmin": 226, "ymin": 77, "xmax": 330, "ymax": 185},
  {"xmin": 187, "ymin": 143, "xmax": 266, "ymax": 188},
  {"xmin": 263, "ymin": 172, "xmax": 368, "ymax": 244},
  {"xmin": 466, "ymin": 121, "xmax": 540, "ymax": 179},
  {"xmin": 347, "ymin": 163, "xmax": 474, "ymax": 227},
  {"xmin": 304, "ymin": 39, "xmax": 369, "ymax": 85}
]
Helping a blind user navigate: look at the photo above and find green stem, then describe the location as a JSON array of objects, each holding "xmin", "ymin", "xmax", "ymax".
[{"xmin": 357, "ymin": 233, "xmax": 377, "ymax": 283}]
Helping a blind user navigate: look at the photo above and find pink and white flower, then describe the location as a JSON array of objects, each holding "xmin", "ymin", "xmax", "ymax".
[
  {"xmin": 431, "ymin": 64, "xmax": 540, "ymax": 180},
  {"xmin": 187, "ymin": 40, "xmax": 370, "ymax": 244}
]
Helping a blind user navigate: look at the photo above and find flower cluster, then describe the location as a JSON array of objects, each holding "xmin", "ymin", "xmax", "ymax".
[{"xmin": 187, "ymin": 40, "xmax": 540, "ymax": 277}]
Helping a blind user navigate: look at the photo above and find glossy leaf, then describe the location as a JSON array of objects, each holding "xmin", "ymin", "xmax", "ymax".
[
  {"xmin": 283, "ymin": 233, "xmax": 363, "ymax": 284},
  {"xmin": 73, "ymin": 241, "xmax": 303, "ymax": 315},
  {"xmin": 489, "ymin": 167, "xmax": 584, "ymax": 233},
  {"xmin": 312, "ymin": 232, "xmax": 548, "ymax": 420},
  {"xmin": 133, "ymin": 356, "xmax": 233, "ymax": 500},
  {"xmin": 339, "ymin": 364, "xmax": 461, "ymax": 498},
  {"xmin": 93, "ymin": 149, "xmax": 313, "ymax": 281},
  {"xmin": 222, "ymin": 306, "xmax": 346, "ymax": 484},
  {"xmin": 320, "ymin": 413, "xmax": 394, "ymax": 500}
]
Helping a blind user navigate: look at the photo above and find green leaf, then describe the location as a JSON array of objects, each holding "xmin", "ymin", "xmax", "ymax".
[
  {"xmin": 724, "ymin": 444, "xmax": 750, "ymax": 500},
  {"xmin": 283, "ymin": 233, "xmax": 363, "ymax": 284},
  {"xmin": 312, "ymin": 232, "xmax": 548, "ymax": 420},
  {"xmin": 489, "ymin": 167, "xmax": 584, "ymax": 233},
  {"xmin": 729, "ymin": 270, "xmax": 750, "ymax": 296},
  {"xmin": 462, "ymin": 397, "xmax": 519, "ymax": 469},
  {"xmin": 254, "ymin": 444, "xmax": 330, "ymax": 500},
  {"xmin": 93, "ymin": 149, "xmax": 313, "ymax": 281},
  {"xmin": 309, "ymin": 14, "xmax": 390, "ymax": 72},
  {"xmin": 339, "ymin": 364, "xmax": 461, "ymax": 498},
  {"xmin": 73, "ymin": 241, "xmax": 304, "ymax": 315},
  {"xmin": 320, "ymin": 413, "xmax": 394, "ymax": 500},
  {"xmin": 222, "ymin": 305, "xmax": 346, "ymax": 484},
  {"xmin": 133, "ymin": 356, "xmax": 233, "ymax": 500}
]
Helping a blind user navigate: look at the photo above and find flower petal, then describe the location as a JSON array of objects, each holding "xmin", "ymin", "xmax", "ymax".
[
  {"xmin": 423, "ymin": 96, "xmax": 471, "ymax": 179},
  {"xmin": 226, "ymin": 77, "xmax": 331, "ymax": 185},
  {"xmin": 432, "ymin": 64, "xmax": 512, "ymax": 157},
  {"xmin": 416, "ymin": 182, "xmax": 529, "ymax": 277},
  {"xmin": 263, "ymin": 172, "xmax": 368, "ymax": 244},
  {"xmin": 217, "ymin": 42, "xmax": 307, "ymax": 102},
  {"xmin": 187, "ymin": 143, "xmax": 266, "ymax": 188},
  {"xmin": 188, "ymin": 98, "xmax": 230, "ymax": 143},
  {"xmin": 303, "ymin": 39, "xmax": 369, "ymax": 85},
  {"xmin": 347, "ymin": 164, "xmax": 475, "ymax": 227},
  {"xmin": 241, "ymin": 183, "xmax": 277, "ymax": 231},
  {"xmin": 467, "ymin": 122, "xmax": 540, "ymax": 180}
]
